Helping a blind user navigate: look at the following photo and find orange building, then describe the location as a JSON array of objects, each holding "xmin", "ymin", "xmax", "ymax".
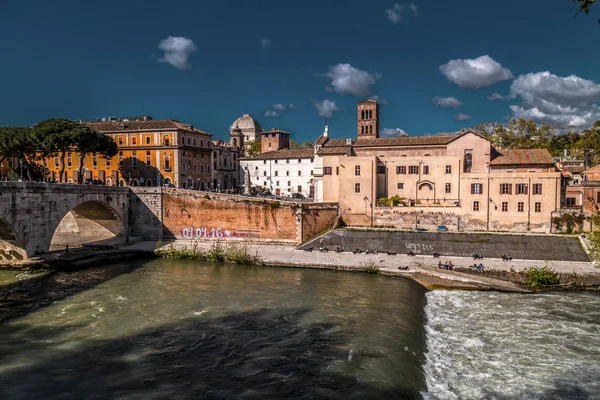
[{"xmin": 42, "ymin": 117, "xmax": 214, "ymax": 188}]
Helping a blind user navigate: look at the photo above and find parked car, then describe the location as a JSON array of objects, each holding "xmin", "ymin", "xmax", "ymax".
[{"xmin": 437, "ymin": 225, "xmax": 449, "ymax": 233}]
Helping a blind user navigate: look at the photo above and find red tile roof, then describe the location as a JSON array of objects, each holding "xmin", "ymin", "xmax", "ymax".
[
  {"xmin": 583, "ymin": 164, "xmax": 600, "ymax": 175},
  {"xmin": 490, "ymin": 149, "xmax": 556, "ymax": 166},
  {"xmin": 240, "ymin": 149, "xmax": 314, "ymax": 160},
  {"xmin": 86, "ymin": 120, "xmax": 211, "ymax": 136},
  {"xmin": 353, "ymin": 134, "xmax": 459, "ymax": 147}
]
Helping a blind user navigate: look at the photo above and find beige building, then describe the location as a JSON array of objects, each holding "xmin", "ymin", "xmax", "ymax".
[{"xmin": 314, "ymin": 100, "xmax": 561, "ymax": 233}]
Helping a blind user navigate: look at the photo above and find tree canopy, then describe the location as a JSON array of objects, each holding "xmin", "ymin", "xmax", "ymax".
[
  {"xmin": 573, "ymin": 0, "xmax": 599, "ymax": 23},
  {"xmin": 0, "ymin": 118, "xmax": 117, "ymax": 182}
]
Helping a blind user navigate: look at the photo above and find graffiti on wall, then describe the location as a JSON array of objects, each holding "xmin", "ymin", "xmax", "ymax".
[
  {"xmin": 404, "ymin": 243, "xmax": 434, "ymax": 253},
  {"xmin": 181, "ymin": 227, "xmax": 260, "ymax": 239}
]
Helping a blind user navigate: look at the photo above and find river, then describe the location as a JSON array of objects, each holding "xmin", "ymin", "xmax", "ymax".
[{"xmin": 0, "ymin": 260, "xmax": 599, "ymax": 400}]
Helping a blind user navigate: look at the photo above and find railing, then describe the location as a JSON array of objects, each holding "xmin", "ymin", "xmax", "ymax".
[{"xmin": 376, "ymin": 198, "xmax": 461, "ymax": 208}]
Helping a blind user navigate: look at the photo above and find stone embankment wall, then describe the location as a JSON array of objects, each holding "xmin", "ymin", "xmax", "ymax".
[{"xmin": 161, "ymin": 189, "xmax": 338, "ymax": 244}]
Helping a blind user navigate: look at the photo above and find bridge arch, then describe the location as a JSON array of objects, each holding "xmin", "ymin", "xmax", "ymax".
[
  {"xmin": 0, "ymin": 217, "xmax": 27, "ymax": 264},
  {"xmin": 50, "ymin": 201, "xmax": 126, "ymax": 252}
]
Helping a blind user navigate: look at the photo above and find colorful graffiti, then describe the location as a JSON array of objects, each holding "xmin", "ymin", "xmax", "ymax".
[{"xmin": 181, "ymin": 227, "xmax": 260, "ymax": 239}]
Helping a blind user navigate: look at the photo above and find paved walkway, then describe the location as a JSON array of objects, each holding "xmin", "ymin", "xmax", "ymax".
[{"xmin": 133, "ymin": 241, "xmax": 600, "ymax": 292}]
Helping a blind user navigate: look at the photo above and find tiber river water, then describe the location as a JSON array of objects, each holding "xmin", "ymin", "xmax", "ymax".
[{"xmin": 1, "ymin": 259, "xmax": 600, "ymax": 400}]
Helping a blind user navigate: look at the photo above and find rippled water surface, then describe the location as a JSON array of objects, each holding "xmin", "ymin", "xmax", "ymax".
[
  {"xmin": 0, "ymin": 260, "xmax": 428, "ymax": 399},
  {"xmin": 1, "ymin": 260, "xmax": 599, "ymax": 400}
]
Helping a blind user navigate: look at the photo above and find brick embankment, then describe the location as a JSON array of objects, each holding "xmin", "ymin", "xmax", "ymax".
[{"xmin": 147, "ymin": 240, "xmax": 599, "ymax": 292}]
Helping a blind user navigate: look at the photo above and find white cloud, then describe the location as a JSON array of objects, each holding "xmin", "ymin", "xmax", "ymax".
[
  {"xmin": 261, "ymin": 38, "xmax": 270, "ymax": 48},
  {"xmin": 454, "ymin": 113, "xmax": 472, "ymax": 121},
  {"xmin": 385, "ymin": 4, "xmax": 405, "ymax": 23},
  {"xmin": 488, "ymin": 93, "xmax": 516, "ymax": 100},
  {"xmin": 272, "ymin": 103, "xmax": 295, "ymax": 111},
  {"xmin": 409, "ymin": 3, "xmax": 417, "ymax": 15},
  {"xmin": 322, "ymin": 63, "xmax": 379, "ymax": 97},
  {"xmin": 372, "ymin": 95, "xmax": 389, "ymax": 104},
  {"xmin": 381, "ymin": 128, "xmax": 409, "ymax": 138},
  {"xmin": 157, "ymin": 36, "xmax": 197, "ymax": 71},
  {"xmin": 312, "ymin": 99, "xmax": 342, "ymax": 119},
  {"xmin": 439, "ymin": 55, "xmax": 513, "ymax": 90},
  {"xmin": 508, "ymin": 71, "xmax": 600, "ymax": 128},
  {"xmin": 264, "ymin": 110, "xmax": 279, "ymax": 117},
  {"xmin": 433, "ymin": 96, "xmax": 463, "ymax": 108}
]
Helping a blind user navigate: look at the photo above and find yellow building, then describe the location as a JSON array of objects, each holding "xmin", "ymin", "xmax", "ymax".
[{"xmin": 42, "ymin": 117, "xmax": 214, "ymax": 188}]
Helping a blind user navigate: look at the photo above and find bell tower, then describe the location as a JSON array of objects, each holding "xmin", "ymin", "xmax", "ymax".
[
  {"xmin": 230, "ymin": 125, "xmax": 244, "ymax": 150},
  {"xmin": 357, "ymin": 99, "xmax": 379, "ymax": 139}
]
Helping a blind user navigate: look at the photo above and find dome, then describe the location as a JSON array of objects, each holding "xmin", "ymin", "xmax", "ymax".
[{"xmin": 231, "ymin": 114, "xmax": 262, "ymax": 132}]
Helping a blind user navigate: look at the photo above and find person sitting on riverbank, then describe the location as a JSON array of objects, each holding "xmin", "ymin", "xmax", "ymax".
[
  {"xmin": 387, "ymin": 250, "xmax": 397, "ymax": 256},
  {"xmin": 477, "ymin": 263, "xmax": 485, "ymax": 273},
  {"xmin": 406, "ymin": 250, "xmax": 416, "ymax": 257},
  {"xmin": 303, "ymin": 247, "xmax": 313, "ymax": 252},
  {"xmin": 438, "ymin": 260, "xmax": 443, "ymax": 268},
  {"xmin": 433, "ymin": 252, "xmax": 440, "ymax": 258},
  {"xmin": 319, "ymin": 247, "xmax": 329, "ymax": 253},
  {"xmin": 353, "ymin": 248, "xmax": 362, "ymax": 254},
  {"xmin": 473, "ymin": 253, "xmax": 483, "ymax": 260},
  {"xmin": 335, "ymin": 247, "xmax": 343, "ymax": 253},
  {"xmin": 398, "ymin": 266, "xmax": 409, "ymax": 271},
  {"xmin": 501, "ymin": 254, "xmax": 512, "ymax": 261}
]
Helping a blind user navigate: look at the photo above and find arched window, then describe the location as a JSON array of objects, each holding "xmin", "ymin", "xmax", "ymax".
[
  {"xmin": 164, "ymin": 136, "xmax": 170, "ymax": 146},
  {"xmin": 119, "ymin": 180, "xmax": 124, "ymax": 187},
  {"xmin": 361, "ymin": 126, "xmax": 364, "ymax": 134},
  {"xmin": 106, "ymin": 179, "xmax": 112, "ymax": 186},
  {"xmin": 419, "ymin": 182, "xmax": 433, "ymax": 191},
  {"xmin": 369, "ymin": 125, "xmax": 373, "ymax": 134},
  {"xmin": 464, "ymin": 152, "xmax": 473, "ymax": 172},
  {"xmin": 132, "ymin": 179, "xmax": 139, "ymax": 187},
  {"xmin": 146, "ymin": 179, "xmax": 153, "ymax": 187},
  {"xmin": 164, "ymin": 178, "xmax": 172, "ymax": 186},
  {"xmin": 361, "ymin": 110, "xmax": 365, "ymax": 120}
]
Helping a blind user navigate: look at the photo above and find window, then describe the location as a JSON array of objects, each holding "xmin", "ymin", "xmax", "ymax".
[
  {"xmin": 286, "ymin": 171, "xmax": 289, "ymax": 176},
  {"xmin": 193, "ymin": 164, "xmax": 196, "ymax": 172},
  {"xmin": 201, "ymin": 165, "xmax": 204, "ymax": 173},
  {"xmin": 263, "ymin": 160, "xmax": 266, "ymax": 164},
  {"xmin": 164, "ymin": 138, "xmax": 170, "ymax": 146},
  {"xmin": 324, "ymin": 167, "xmax": 332, "ymax": 175},
  {"xmin": 286, "ymin": 159, "xmax": 290, "ymax": 164},
  {"xmin": 355, "ymin": 165, "xmax": 361, "ymax": 176},
  {"xmin": 146, "ymin": 151, "xmax": 151, "ymax": 166},
  {"xmin": 132, "ymin": 137, "xmax": 137, "ymax": 145},
  {"xmin": 276, "ymin": 181, "xmax": 279, "ymax": 186},
  {"xmin": 464, "ymin": 151, "xmax": 473, "ymax": 172},
  {"xmin": 132, "ymin": 151, "xmax": 138, "ymax": 167},
  {"xmin": 397, "ymin": 183, "xmax": 404, "ymax": 189},
  {"xmin": 409, "ymin": 166, "xmax": 418, "ymax": 174},
  {"xmin": 423, "ymin": 165, "xmax": 430, "ymax": 175},
  {"xmin": 274, "ymin": 160, "xmax": 278, "ymax": 164},
  {"xmin": 254, "ymin": 166, "xmax": 258, "ymax": 170},
  {"xmin": 298, "ymin": 171, "xmax": 301, "ymax": 176},
  {"xmin": 535, "ymin": 202, "xmax": 542, "ymax": 213},
  {"xmin": 54, "ymin": 157, "xmax": 59, "ymax": 168},
  {"xmin": 268, "ymin": 143, "xmax": 272, "ymax": 148},
  {"xmin": 275, "ymin": 171, "xmax": 278, "ymax": 176},
  {"xmin": 193, "ymin": 139, "xmax": 196, "ymax": 146},
  {"xmin": 264, "ymin": 181, "xmax": 267, "ymax": 186},
  {"xmin": 336, "ymin": 167, "xmax": 339, "ymax": 175},
  {"xmin": 310, "ymin": 170, "xmax": 314, "ymax": 176},
  {"xmin": 146, "ymin": 136, "xmax": 151, "ymax": 145},
  {"xmin": 518, "ymin": 202, "xmax": 524, "ymax": 212},
  {"xmin": 201, "ymin": 140, "xmax": 203, "ymax": 147},
  {"xmin": 67, "ymin": 154, "xmax": 72, "ymax": 168},
  {"xmin": 263, "ymin": 171, "xmax": 267, "ymax": 176},
  {"xmin": 396, "ymin": 166, "xmax": 406, "ymax": 174},
  {"xmin": 473, "ymin": 201, "xmax": 480, "ymax": 211},
  {"xmin": 566, "ymin": 197, "xmax": 576, "ymax": 207},
  {"xmin": 445, "ymin": 165, "xmax": 452, "ymax": 174},
  {"xmin": 500, "ymin": 183, "xmax": 512, "ymax": 195},
  {"xmin": 106, "ymin": 157, "xmax": 111, "ymax": 167},
  {"xmin": 533, "ymin": 184, "xmax": 543, "ymax": 195},
  {"xmin": 187, "ymin": 138, "xmax": 190, "ymax": 145},
  {"xmin": 92, "ymin": 155, "xmax": 98, "ymax": 167},
  {"xmin": 445, "ymin": 183, "xmax": 451, "ymax": 193},
  {"xmin": 298, "ymin": 159, "xmax": 302, "ymax": 163},
  {"xmin": 516, "ymin": 183, "xmax": 528, "ymax": 195},
  {"xmin": 118, "ymin": 137, "xmax": 123, "ymax": 145},
  {"xmin": 298, "ymin": 185, "xmax": 302, "ymax": 193},
  {"xmin": 377, "ymin": 166, "xmax": 386, "ymax": 174},
  {"xmin": 164, "ymin": 155, "xmax": 171, "ymax": 170},
  {"xmin": 502, "ymin": 202, "xmax": 509, "ymax": 212},
  {"xmin": 288, "ymin": 181, "xmax": 291, "ymax": 186},
  {"xmin": 471, "ymin": 183, "xmax": 483, "ymax": 194},
  {"xmin": 354, "ymin": 183, "xmax": 361, "ymax": 193}
]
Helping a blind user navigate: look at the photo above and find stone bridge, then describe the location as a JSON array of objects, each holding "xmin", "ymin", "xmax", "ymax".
[
  {"xmin": 0, "ymin": 182, "xmax": 163, "ymax": 262},
  {"xmin": 0, "ymin": 183, "xmax": 339, "ymax": 264}
]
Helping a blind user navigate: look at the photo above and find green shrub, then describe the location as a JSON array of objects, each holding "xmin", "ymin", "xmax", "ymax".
[
  {"xmin": 361, "ymin": 261, "xmax": 381, "ymax": 275},
  {"xmin": 206, "ymin": 241, "xmax": 226, "ymax": 262},
  {"xmin": 524, "ymin": 266, "xmax": 560, "ymax": 289}
]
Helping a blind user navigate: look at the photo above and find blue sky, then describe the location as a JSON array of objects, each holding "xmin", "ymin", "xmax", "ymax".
[{"xmin": 1, "ymin": 0, "xmax": 600, "ymax": 142}]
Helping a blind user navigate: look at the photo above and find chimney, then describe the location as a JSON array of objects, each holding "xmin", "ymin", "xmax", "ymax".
[{"xmin": 323, "ymin": 123, "xmax": 329, "ymax": 138}]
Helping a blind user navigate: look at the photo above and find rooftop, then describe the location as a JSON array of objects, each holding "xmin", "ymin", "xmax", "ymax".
[
  {"xmin": 490, "ymin": 149, "xmax": 556, "ymax": 166},
  {"xmin": 87, "ymin": 119, "xmax": 211, "ymax": 135},
  {"xmin": 240, "ymin": 149, "xmax": 314, "ymax": 160}
]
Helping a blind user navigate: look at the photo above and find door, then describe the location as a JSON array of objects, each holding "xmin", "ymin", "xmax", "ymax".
[{"xmin": 276, "ymin": 189, "xmax": 281, "ymax": 195}]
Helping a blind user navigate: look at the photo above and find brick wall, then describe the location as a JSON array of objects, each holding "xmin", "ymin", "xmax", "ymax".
[{"xmin": 162, "ymin": 189, "xmax": 337, "ymax": 243}]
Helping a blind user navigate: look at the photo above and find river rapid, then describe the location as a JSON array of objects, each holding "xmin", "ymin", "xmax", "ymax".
[{"xmin": 0, "ymin": 260, "xmax": 599, "ymax": 400}]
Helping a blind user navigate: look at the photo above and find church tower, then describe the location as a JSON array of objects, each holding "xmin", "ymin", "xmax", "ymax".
[
  {"xmin": 230, "ymin": 125, "xmax": 244, "ymax": 150},
  {"xmin": 357, "ymin": 99, "xmax": 379, "ymax": 139}
]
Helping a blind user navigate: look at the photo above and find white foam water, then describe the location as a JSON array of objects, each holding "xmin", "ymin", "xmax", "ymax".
[{"xmin": 422, "ymin": 290, "xmax": 600, "ymax": 400}]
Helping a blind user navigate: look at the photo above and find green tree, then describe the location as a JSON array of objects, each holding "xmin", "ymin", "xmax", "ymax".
[
  {"xmin": 246, "ymin": 140, "xmax": 262, "ymax": 157},
  {"xmin": 32, "ymin": 118, "xmax": 79, "ymax": 182},
  {"xmin": 72, "ymin": 125, "xmax": 117, "ymax": 184},
  {"xmin": 573, "ymin": 0, "xmax": 599, "ymax": 23},
  {"xmin": 290, "ymin": 140, "xmax": 314, "ymax": 150}
]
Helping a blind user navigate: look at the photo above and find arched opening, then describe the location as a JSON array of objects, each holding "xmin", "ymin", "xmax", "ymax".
[
  {"xmin": 50, "ymin": 201, "xmax": 126, "ymax": 251},
  {"xmin": 164, "ymin": 177, "xmax": 172, "ymax": 186},
  {"xmin": 0, "ymin": 217, "xmax": 26, "ymax": 264},
  {"xmin": 106, "ymin": 179, "xmax": 112, "ymax": 186},
  {"xmin": 119, "ymin": 180, "xmax": 124, "ymax": 187},
  {"xmin": 146, "ymin": 179, "xmax": 153, "ymax": 187},
  {"xmin": 419, "ymin": 182, "xmax": 433, "ymax": 191},
  {"xmin": 132, "ymin": 179, "xmax": 139, "ymax": 187}
]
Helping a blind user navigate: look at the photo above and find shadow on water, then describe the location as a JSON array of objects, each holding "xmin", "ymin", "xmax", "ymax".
[
  {"xmin": 0, "ymin": 260, "xmax": 147, "ymax": 323},
  {"xmin": 482, "ymin": 379, "xmax": 596, "ymax": 400},
  {"xmin": 1, "ymin": 307, "xmax": 422, "ymax": 400}
]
